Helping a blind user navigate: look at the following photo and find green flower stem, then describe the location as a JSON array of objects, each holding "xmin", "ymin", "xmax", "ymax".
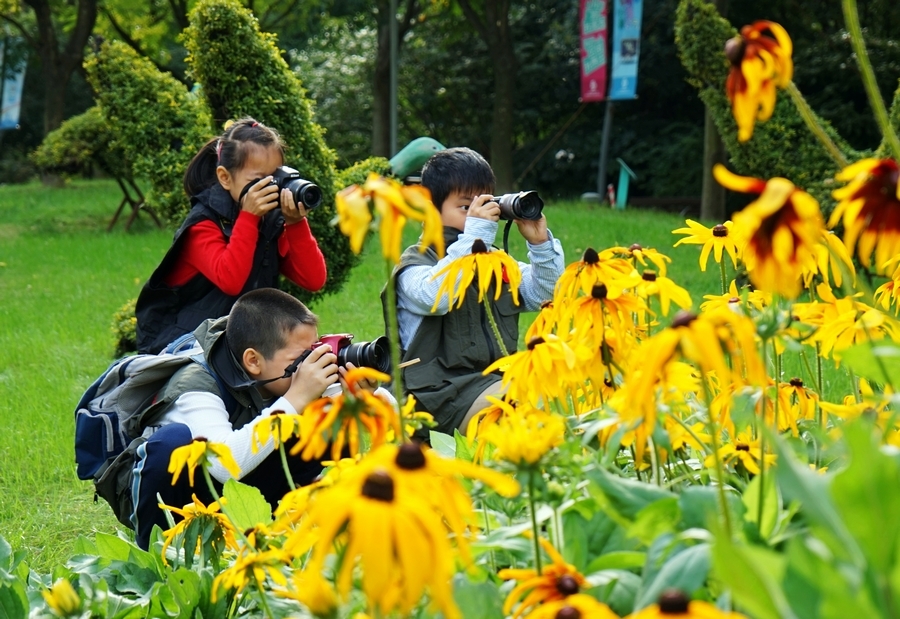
[
  {"xmin": 202, "ymin": 467, "xmax": 251, "ymax": 547},
  {"xmin": 527, "ymin": 471, "xmax": 543, "ymax": 574},
  {"xmin": 843, "ymin": 0, "xmax": 900, "ymax": 161},
  {"xmin": 482, "ymin": 501, "xmax": 496, "ymax": 574},
  {"xmin": 757, "ymin": 339, "xmax": 771, "ymax": 537},
  {"xmin": 648, "ymin": 437, "xmax": 662, "ymax": 486},
  {"xmin": 700, "ymin": 372, "xmax": 733, "ymax": 539},
  {"xmin": 719, "ymin": 258, "xmax": 728, "ymax": 296},
  {"xmin": 278, "ymin": 441, "xmax": 296, "ymax": 492},
  {"xmin": 483, "ymin": 298, "xmax": 510, "ymax": 358},
  {"xmin": 786, "ymin": 82, "xmax": 849, "ymax": 168},
  {"xmin": 384, "ymin": 260, "xmax": 408, "ymax": 440},
  {"xmin": 254, "ymin": 582, "xmax": 275, "ymax": 619}
]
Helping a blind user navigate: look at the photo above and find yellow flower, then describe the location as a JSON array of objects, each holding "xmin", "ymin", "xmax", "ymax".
[
  {"xmin": 672, "ymin": 220, "xmax": 741, "ymax": 271},
  {"xmin": 466, "ymin": 395, "xmax": 517, "ymax": 462},
  {"xmin": 291, "ymin": 369, "xmax": 400, "ymax": 461},
  {"xmin": 42, "ymin": 579, "xmax": 81, "ymax": 617},
  {"xmin": 526, "ymin": 300, "xmax": 561, "ymax": 340},
  {"xmin": 715, "ymin": 164, "xmax": 823, "ymax": 299},
  {"xmin": 480, "ymin": 409, "xmax": 566, "ymax": 467},
  {"xmin": 335, "ymin": 185, "xmax": 372, "ymax": 254},
  {"xmin": 158, "ymin": 494, "xmax": 239, "ymax": 563},
  {"xmin": 636, "ymin": 270, "xmax": 693, "ymax": 317},
  {"xmin": 168, "ymin": 438, "xmax": 241, "ymax": 486},
  {"xmin": 874, "ymin": 256, "xmax": 900, "ymax": 314},
  {"xmin": 556, "ymin": 247, "xmax": 635, "ymax": 298},
  {"xmin": 776, "ymin": 377, "xmax": 819, "ymax": 431},
  {"xmin": 804, "ymin": 284, "xmax": 900, "ymax": 361},
  {"xmin": 801, "ymin": 230, "xmax": 856, "ymax": 290},
  {"xmin": 364, "ymin": 174, "xmax": 445, "ymax": 264},
  {"xmin": 602, "ymin": 243, "xmax": 672, "ymax": 277},
  {"xmin": 431, "ymin": 238, "xmax": 522, "ymax": 310},
  {"xmin": 212, "ymin": 549, "xmax": 290, "ymax": 602},
  {"xmin": 293, "ymin": 468, "xmax": 461, "ymax": 619},
  {"xmin": 251, "ymin": 412, "xmax": 303, "ymax": 453},
  {"xmin": 829, "ymin": 158, "xmax": 900, "ymax": 272},
  {"xmin": 499, "ymin": 537, "xmax": 589, "ymax": 619},
  {"xmin": 562, "ymin": 278, "xmax": 644, "ymax": 347},
  {"xmin": 724, "ymin": 21, "xmax": 793, "ymax": 142},
  {"xmin": 700, "ymin": 280, "xmax": 770, "ymax": 315},
  {"xmin": 627, "ymin": 589, "xmax": 749, "ymax": 618},
  {"xmin": 275, "ymin": 570, "xmax": 338, "ymax": 618},
  {"xmin": 706, "ymin": 431, "xmax": 776, "ymax": 476},
  {"xmin": 523, "ymin": 594, "xmax": 619, "ymax": 619}
]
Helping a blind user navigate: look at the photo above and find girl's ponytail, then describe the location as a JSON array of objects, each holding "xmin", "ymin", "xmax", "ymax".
[{"xmin": 183, "ymin": 138, "xmax": 220, "ymax": 197}]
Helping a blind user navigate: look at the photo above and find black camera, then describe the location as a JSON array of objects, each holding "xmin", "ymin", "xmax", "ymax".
[
  {"xmin": 317, "ymin": 334, "xmax": 391, "ymax": 374},
  {"xmin": 239, "ymin": 166, "xmax": 323, "ymax": 211},
  {"xmin": 489, "ymin": 191, "xmax": 544, "ymax": 221}
]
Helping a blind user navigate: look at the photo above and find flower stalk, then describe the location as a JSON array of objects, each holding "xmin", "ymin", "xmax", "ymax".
[
  {"xmin": 483, "ymin": 298, "xmax": 510, "ymax": 358},
  {"xmin": 384, "ymin": 260, "xmax": 408, "ymax": 440},
  {"xmin": 786, "ymin": 82, "xmax": 849, "ymax": 168},
  {"xmin": 528, "ymin": 471, "xmax": 543, "ymax": 574}
]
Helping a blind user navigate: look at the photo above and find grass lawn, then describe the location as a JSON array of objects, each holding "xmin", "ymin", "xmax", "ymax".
[{"xmin": 0, "ymin": 178, "xmax": 849, "ymax": 572}]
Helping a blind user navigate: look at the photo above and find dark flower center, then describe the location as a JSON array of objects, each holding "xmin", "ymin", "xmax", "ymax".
[
  {"xmin": 724, "ymin": 36, "xmax": 746, "ymax": 66},
  {"xmin": 361, "ymin": 470, "xmax": 395, "ymax": 502},
  {"xmin": 582, "ymin": 247, "xmax": 600, "ymax": 265},
  {"xmin": 591, "ymin": 284, "xmax": 608, "ymax": 299},
  {"xmin": 527, "ymin": 336, "xmax": 545, "ymax": 350},
  {"xmin": 713, "ymin": 224, "xmax": 728, "ymax": 237},
  {"xmin": 556, "ymin": 575, "xmax": 581, "ymax": 595},
  {"xmin": 193, "ymin": 437, "xmax": 208, "ymax": 443},
  {"xmin": 604, "ymin": 378, "xmax": 614, "ymax": 388},
  {"xmin": 658, "ymin": 589, "xmax": 690, "ymax": 613},
  {"xmin": 790, "ymin": 377, "xmax": 804, "ymax": 387},
  {"xmin": 670, "ymin": 310, "xmax": 697, "ymax": 328},
  {"xmin": 555, "ymin": 608, "xmax": 581, "ymax": 619},
  {"xmin": 629, "ymin": 243, "xmax": 642, "ymax": 252},
  {"xmin": 642, "ymin": 270, "xmax": 657, "ymax": 282},
  {"xmin": 395, "ymin": 442, "xmax": 426, "ymax": 470},
  {"xmin": 736, "ymin": 443, "xmax": 750, "ymax": 452},
  {"xmin": 471, "ymin": 239, "xmax": 489, "ymax": 254},
  {"xmin": 728, "ymin": 297, "xmax": 740, "ymax": 304},
  {"xmin": 541, "ymin": 300, "xmax": 554, "ymax": 310}
]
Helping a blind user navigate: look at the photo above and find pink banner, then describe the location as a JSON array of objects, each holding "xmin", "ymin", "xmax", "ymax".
[{"xmin": 580, "ymin": 0, "xmax": 608, "ymax": 102}]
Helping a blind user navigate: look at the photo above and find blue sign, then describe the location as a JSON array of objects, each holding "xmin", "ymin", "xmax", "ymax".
[
  {"xmin": 0, "ymin": 39, "xmax": 27, "ymax": 130},
  {"xmin": 609, "ymin": 0, "xmax": 643, "ymax": 100}
]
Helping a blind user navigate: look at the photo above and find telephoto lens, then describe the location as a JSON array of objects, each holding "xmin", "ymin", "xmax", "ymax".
[
  {"xmin": 493, "ymin": 191, "xmax": 544, "ymax": 220},
  {"xmin": 272, "ymin": 166, "xmax": 323, "ymax": 210},
  {"xmin": 338, "ymin": 336, "xmax": 392, "ymax": 374}
]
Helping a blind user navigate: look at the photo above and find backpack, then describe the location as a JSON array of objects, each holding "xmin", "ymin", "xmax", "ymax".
[{"xmin": 74, "ymin": 335, "xmax": 233, "ymax": 527}]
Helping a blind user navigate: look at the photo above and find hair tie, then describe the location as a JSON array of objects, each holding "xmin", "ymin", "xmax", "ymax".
[
  {"xmin": 216, "ymin": 140, "xmax": 223, "ymax": 164},
  {"xmin": 251, "ymin": 121, "xmax": 259, "ymax": 128}
]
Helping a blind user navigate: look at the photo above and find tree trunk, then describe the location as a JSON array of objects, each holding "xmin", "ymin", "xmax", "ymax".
[{"xmin": 700, "ymin": 108, "xmax": 726, "ymax": 220}]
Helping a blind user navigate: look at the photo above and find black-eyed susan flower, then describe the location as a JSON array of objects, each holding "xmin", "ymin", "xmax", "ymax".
[
  {"xmin": 700, "ymin": 280, "xmax": 770, "ymax": 315},
  {"xmin": 291, "ymin": 368, "xmax": 400, "ymax": 461},
  {"xmin": 481, "ymin": 409, "xmax": 566, "ymax": 468},
  {"xmin": 431, "ymin": 239, "xmax": 522, "ymax": 310},
  {"xmin": 672, "ymin": 220, "xmax": 741, "ymax": 272},
  {"xmin": 603, "ymin": 243, "xmax": 672, "ymax": 277},
  {"xmin": 627, "ymin": 588, "xmax": 749, "ymax": 618},
  {"xmin": 335, "ymin": 184, "xmax": 372, "ymax": 254},
  {"xmin": 776, "ymin": 377, "xmax": 819, "ymax": 430},
  {"xmin": 562, "ymin": 279, "xmax": 644, "ymax": 347},
  {"xmin": 724, "ymin": 21, "xmax": 793, "ymax": 142},
  {"xmin": 801, "ymin": 230, "xmax": 856, "ymax": 290},
  {"xmin": 168, "ymin": 438, "xmax": 241, "ymax": 486},
  {"xmin": 498, "ymin": 538, "xmax": 589, "ymax": 619},
  {"xmin": 42, "ymin": 579, "xmax": 81, "ymax": 617},
  {"xmin": 829, "ymin": 158, "xmax": 900, "ymax": 272},
  {"xmin": 523, "ymin": 593, "xmax": 619, "ymax": 619},
  {"xmin": 714, "ymin": 164, "xmax": 824, "ymax": 299},
  {"xmin": 706, "ymin": 431, "xmax": 776, "ymax": 476},
  {"xmin": 556, "ymin": 247, "xmax": 634, "ymax": 298},
  {"xmin": 158, "ymin": 493, "xmax": 239, "ymax": 564},
  {"xmin": 466, "ymin": 395, "xmax": 517, "ymax": 462},
  {"xmin": 275, "ymin": 570, "xmax": 338, "ymax": 618},
  {"xmin": 875, "ymin": 256, "xmax": 900, "ymax": 315},
  {"xmin": 636, "ymin": 270, "xmax": 693, "ymax": 317},
  {"xmin": 526, "ymin": 300, "xmax": 561, "ymax": 341},
  {"xmin": 211, "ymin": 548, "xmax": 291, "ymax": 602},
  {"xmin": 251, "ymin": 411, "xmax": 303, "ymax": 453}
]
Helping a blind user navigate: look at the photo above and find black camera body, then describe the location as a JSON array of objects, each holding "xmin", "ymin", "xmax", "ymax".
[
  {"xmin": 316, "ymin": 333, "xmax": 391, "ymax": 374},
  {"xmin": 489, "ymin": 190, "xmax": 544, "ymax": 221},
  {"xmin": 239, "ymin": 166, "xmax": 323, "ymax": 211}
]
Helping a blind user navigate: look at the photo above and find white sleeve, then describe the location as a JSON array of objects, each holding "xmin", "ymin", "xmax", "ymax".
[{"xmin": 162, "ymin": 392, "xmax": 298, "ymax": 483}]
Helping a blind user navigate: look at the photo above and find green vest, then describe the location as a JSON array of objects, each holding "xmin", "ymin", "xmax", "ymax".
[{"xmin": 383, "ymin": 227, "xmax": 520, "ymax": 435}]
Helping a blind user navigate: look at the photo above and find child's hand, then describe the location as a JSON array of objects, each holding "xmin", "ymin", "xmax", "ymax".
[
  {"xmin": 339, "ymin": 363, "xmax": 379, "ymax": 391},
  {"xmin": 516, "ymin": 215, "xmax": 549, "ymax": 244},
  {"xmin": 467, "ymin": 194, "xmax": 501, "ymax": 222},
  {"xmin": 281, "ymin": 187, "xmax": 309, "ymax": 225},
  {"xmin": 285, "ymin": 345, "xmax": 338, "ymax": 411},
  {"xmin": 240, "ymin": 177, "xmax": 280, "ymax": 217}
]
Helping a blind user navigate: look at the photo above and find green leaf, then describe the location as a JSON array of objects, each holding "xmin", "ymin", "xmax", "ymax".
[
  {"xmin": 0, "ymin": 536, "xmax": 11, "ymax": 573},
  {"xmin": 222, "ymin": 479, "xmax": 273, "ymax": 531},
  {"xmin": 454, "ymin": 429, "xmax": 475, "ymax": 463},
  {"xmin": 585, "ymin": 569, "xmax": 641, "ymax": 616},
  {"xmin": 73, "ymin": 536, "xmax": 99, "ymax": 557},
  {"xmin": 452, "ymin": 574, "xmax": 504, "ymax": 619},
  {"xmin": 634, "ymin": 543, "xmax": 710, "ymax": 610},
  {"xmin": 586, "ymin": 551, "xmax": 646, "ymax": 572},
  {"xmin": 678, "ymin": 485, "xmax": 745, "ymax": 531},
  {"xmin": 628, "ymin": 497, "xmax": 680, "ymax": 546},
  {"xmin": 712, "ymin": 533, "xmax": 797, "ymax": 619},
  {"xmin": 839, "ymin": 342, "xmax": 900, "ymax": 387},
  {"xmin": 94, "ymin": 532, "xmax": 138, "ymax": 563},
  {"xmin": 742, "ymin": 470, "xmax": 780, "ymax": 540},
  {"xmin": 586, "ymin": 468, "xmax": 676, "ymax": 521},
  {"xmin": 430, "ymin": 431, "xmax": 456, "ymax": 458},
  {"xmin": 0, "ymin": 581, "xmax": 28, "ymax": 619}
]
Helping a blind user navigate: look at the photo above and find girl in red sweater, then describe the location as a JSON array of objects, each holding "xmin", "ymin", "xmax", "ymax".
[{"xmin": 135, "ymin": 118, "xmax": 327, "ymax": 354}]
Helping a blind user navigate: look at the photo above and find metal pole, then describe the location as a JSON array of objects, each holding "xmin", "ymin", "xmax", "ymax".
[
  {"xmin": 597, "ymin": 100, "xmax": 614, "ymax": 195},
  {"xmin": 389, "ymin": 0, "xmax": 399, "ymax": 157}
]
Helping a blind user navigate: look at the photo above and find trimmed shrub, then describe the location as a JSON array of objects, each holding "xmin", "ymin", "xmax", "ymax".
[
  {"xmin": 336, "ymin": 156, "xmax": 392, "ymax": 190},
  {"xmin": 84, "ymin": 41, "xmax": 212, "ymax": 226},
  {"xmin": 674, "ymin": 0, "xmax": 863, "ymax": 212},
  {"xmin": 183, "ymin": 0, "xmax": 354, "ymax": 302},
  {"xmin": 111, "ymin": 298, "xmax": 138, "ymax": 357}
]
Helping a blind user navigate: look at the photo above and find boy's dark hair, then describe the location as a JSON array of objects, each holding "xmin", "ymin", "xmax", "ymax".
[
  {"xmin": 227, "ymin": 288, "xmax": 317, "ymax": 361},
  {"xmin": 184, "ymin": 117, "xmax": 286, "ymax": 197},
  {"xmin": 420, "ymin": 147, "xmax": 496, "ymax": 212}
]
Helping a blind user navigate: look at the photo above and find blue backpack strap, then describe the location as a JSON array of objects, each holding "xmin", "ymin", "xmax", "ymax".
[{"xmin": 190, "ymin": 352, "xmax": 239, "ymax": 414}]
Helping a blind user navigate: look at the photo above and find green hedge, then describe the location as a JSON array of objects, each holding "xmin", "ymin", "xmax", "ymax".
[
  {"xmin": 674, "ymin": 0, "xmax": 864, "ymax": 212},
  {"xmin": 84, "ymin": 41, "xmax": 213, "ymax": 226},
  {"xmin": 183, "ymin": 0, "xmax": 355, "ymax": 302},
  {"xmin": 335, "ymin": 156, "xmax": 392, "ymax": 189}
]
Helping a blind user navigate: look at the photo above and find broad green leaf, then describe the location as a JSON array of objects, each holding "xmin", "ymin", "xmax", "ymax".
[
  {"xmin": 634, "ymin": 543, "xmax": 710, "ymax": 610},
  {"xmin": 164, "ymin": 569, "xmax": 202, "ymax": 618},
  {"xmin": 742, "ymin": 470, "xmax": 780, "ymax": 540},
  {"xmin": 712, "ymin": 533, "xmax": 797, "ymax": 619},
  {"xmin": 586, "ymin": 551, "xmax": 646, "ymax": 572},
  {"xmin": 586, "ymin": 468, "xmax": 676, "ymax": 521},
  {"xmin": 94, "ymin": 532, "xmax": 137, "ymax": 563},
  {"xmin": 0, "ymin": 581, "xmax": 27, "ymax": 619},
  {"xmin": 628, "ymin": 497, "xmax": 680, "ymax": 546},
  {"xmin": 678, "ymin": 486, "xmax": 744, "ymax": 531},
  {"xmin": 839, "ymin": 342, "xmax": 900, "ymax": 387},
  {"xmin": 585, "ymin": 569, "xmax": 641, "ymax": 616},
  {"xmin": 73, "ymin": 536, "xmax": 99, "ymax": 557},
  {"xmin": 222, "ymin": 479, "xmax": 273, "ymax": 531},
  {"xmin": 430, "ymin": 430, "xmax": 456, "ymax": 458},
  {"xmin": 0, "ymin": 536, "xmax": 11, "ymax": 573},
  {"xmin": 562, "ymin": 510, "xmax": 590, "ymax": 571},
  {"xmin": 452, "ymin": 574, "xmax": 504, "ymax": 619},
  {"xmin": 454, "ymin": 429, "xmax": 475, "ymax": 463},
  {"xmin": 103, "ymin": 561, "xmax": 160, "ymax": 597}
]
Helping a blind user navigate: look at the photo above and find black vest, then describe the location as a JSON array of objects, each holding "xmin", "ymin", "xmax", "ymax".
[
  {"xmin": 382, "ymin": 227, "xmax": 520, "ymax": 435},
  {"xmin": 135, "ymin": 184, "xmax": 284, "ymax": 354}
]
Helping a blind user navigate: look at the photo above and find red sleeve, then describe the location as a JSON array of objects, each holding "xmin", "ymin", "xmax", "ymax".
[
  {"xmin": 164, "ymin": 212, "xmax": 261, "ymax": 295},
  {"xmin": 278, "ymin": 218, "xmax": 327, "ymax": 292}
]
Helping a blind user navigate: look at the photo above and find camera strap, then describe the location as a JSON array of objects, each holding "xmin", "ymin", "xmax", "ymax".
[{"xmin": 502, "ymin": 219, "xmax": 514, "ymax": 254}]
